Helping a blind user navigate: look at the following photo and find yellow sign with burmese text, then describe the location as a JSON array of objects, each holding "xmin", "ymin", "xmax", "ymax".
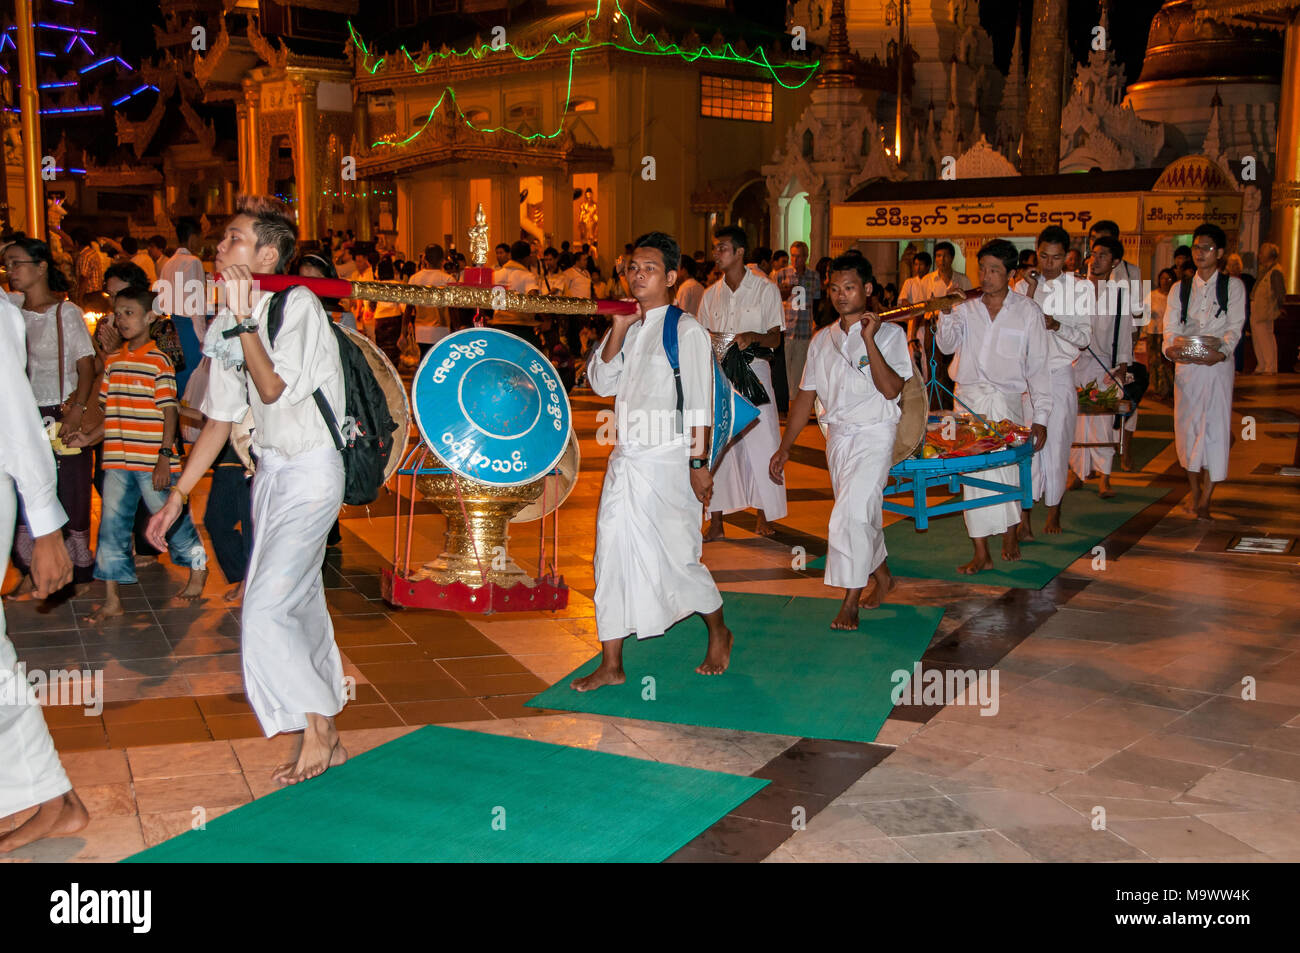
[{"xmin": 831, "ymin": 195, "xmax": 1141, "ymax": 238}]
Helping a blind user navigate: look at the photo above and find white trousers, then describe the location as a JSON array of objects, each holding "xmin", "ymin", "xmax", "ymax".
[
  {"xmin": 1027, "ymin": 366, "xmax": 1078, "ymax": 507},
  {"xmin": 242, "ymin": 446, "xmax": 347, "ymax": 736},
  {"xmin": 594, "ymin": 442, "xmax": 723, "ymax": 641},
  {"xmin": 711, "ymin": 359, "xmax": 787, "ymax": 520},
  {"xmin": 824, "ymin": 421, "xmax": 895, "ymax": 589},
  {"xmin": 1174, "ymin": 359, "xmax": 1235, "ymax": 483},
  {"xmin": 0, "ymin": 477, "xmax": 72, "ymax": 818},
  {"xmin": 956, "ymin": 384, "xmax": 1026, "ymax": 539}
]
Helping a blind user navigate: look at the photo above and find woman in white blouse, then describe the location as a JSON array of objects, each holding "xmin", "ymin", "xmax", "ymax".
[{"xmin": 3, "ymin": 237, "xmax": 99, "ymax": 594}]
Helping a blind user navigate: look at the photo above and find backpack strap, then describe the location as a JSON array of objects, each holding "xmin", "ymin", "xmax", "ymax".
[
  {"xmin": 267, "ymin": 286, "xmax": 344, "ymax": 451},
  {"xmin": 1215, "ymin": 272, "xmax": 1229, "ymax": 317},
  {"xmin": 1110, "ymin": 283, "xmax": 1124, "ymax": 369},
  {"xmin": 267, "ymin": 288, "xmax": 289, "ymax": 346},
  {"xmin": 661, "ymin": 304, "xmax": 685, "ymax": 435},
  {"xmin": 1178, "ymin": 276, "xmax": 1192, "ymax": 326}
]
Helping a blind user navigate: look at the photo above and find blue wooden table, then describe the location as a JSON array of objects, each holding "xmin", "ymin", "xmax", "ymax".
[{"xmin": 885, "ymin": 440, "xmax": 1035, "ymax": 530}]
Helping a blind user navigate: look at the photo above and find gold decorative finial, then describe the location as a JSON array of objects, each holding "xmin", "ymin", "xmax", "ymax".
[{"xmin": 468, "ymin": 202, "xmax": 489, "ymax": 267}]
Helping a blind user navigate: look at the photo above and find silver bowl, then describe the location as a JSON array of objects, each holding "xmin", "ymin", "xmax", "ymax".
[
  {"xmin": 1168, "ymin": 334, "xmax": 1222, "ymax": 362},
  {"xmin": 709, "ymin": 331, "xmax": 736, "ymax": 363}
]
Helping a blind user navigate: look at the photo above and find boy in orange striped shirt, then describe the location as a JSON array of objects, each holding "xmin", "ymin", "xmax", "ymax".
[{"xmin": 67, "ymin": 287, "xmax": 208, "ymax": 621}]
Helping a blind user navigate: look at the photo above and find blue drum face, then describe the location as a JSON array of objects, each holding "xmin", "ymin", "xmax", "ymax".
[
  {"xmin": 412, "ymin": 328, "xmax": 571, "ymax": 487},
  {"xmin": 712, "ymin": 362, "xmax": 760, "ymax": 470}
]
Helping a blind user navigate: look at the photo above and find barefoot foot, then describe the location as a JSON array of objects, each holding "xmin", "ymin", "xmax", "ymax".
[
  {"xmin": 0, "ymin": 791, "xmax": 88, "ymax": 852},
  {"xmin": 168, "ymin": 569, "xmax": 208, "ymax": 607},
  {"xmin": 223, "ymin": 581, "xmax": 244, "ymax": 604},
  {"xmin": 86, "ymin": 600, "xmax": 124, "ymax": 624},
  {"xmin": 571, "ymin": 665, "xmax": 626, "ymax": 692},
  {"xmin": 830, "ymin": 602, "xmax": 859, "ymax": 630},
  {"xmin": 858, "ymin": 573, "xmax": 896, "ymax": 610},
  {"xmin": 956, "ymin": 556, "xmax": 993, "ymax": 574},
  {"xmin": 696, "ymin": 626, "xmax": 733, "ymax": 674}
]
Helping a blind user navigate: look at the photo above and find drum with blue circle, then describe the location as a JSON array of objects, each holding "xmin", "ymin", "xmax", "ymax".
[{"xmin": 411, "ymin": 328, "xmax": 572, "ymax": 488}]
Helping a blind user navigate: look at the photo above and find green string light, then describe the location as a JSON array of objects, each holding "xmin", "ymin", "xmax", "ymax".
[{"xmin": 348, "ymin": 0, "xmax": 819, "ymax": 151}]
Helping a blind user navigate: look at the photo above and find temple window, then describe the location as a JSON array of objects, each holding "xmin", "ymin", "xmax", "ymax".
[{"xmin": 700, "ymin": 74, "xmax": 772, "ymax": 123}]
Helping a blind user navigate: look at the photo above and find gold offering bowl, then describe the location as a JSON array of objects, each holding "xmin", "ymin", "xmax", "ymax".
[{"xmin": 413, "ymin": 456, "xmax": 545, "ymax": 588}]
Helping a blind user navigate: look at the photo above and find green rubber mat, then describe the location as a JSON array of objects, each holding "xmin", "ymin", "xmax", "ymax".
[
  {"xmin": 124, "ymin": 726, "xmax": 766, "ymax": 863},
  {"xmin": 809, "ymin": 483, "xmax": 1167, "ymax": 588},
  {"xmin": 527, "ymin": 593, "xmax": 942, "ymax": 743}
]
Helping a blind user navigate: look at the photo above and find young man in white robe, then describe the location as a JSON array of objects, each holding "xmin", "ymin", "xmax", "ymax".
[
  {"xmin": 1088, "ymin": 220, "xmax": 1146, "ymax": 471},
  {"xmin": 0, "ymin": 300, "xmax": 89, "ymax": 852},
  {"xmin": 574, "ymin": 232, "xmax": 732, "ymax": 691},
  {"xmin": 1069, "ymin": 235, "xmax": 1135, "ymax": 499},
  {"xmin": 699, "ymin": 225, "xmax": 787, "ymax": 540},
  {"xmin": 1162, "ymin": 222, "xmax": 1247, "ymax": 520},
  {"xmin": 936, "ymin": 239, "xmax": 1051, "ymax": 574},
  {"xmin": 147, "ymin": 196, "xmax": 349, "ymax": 785},
  {"xmin": 770, "ymin": 253, "xmax": 912, "ymax": 630},
  {"xmin": 1014, "ymin": 225, "xmax": 1091, "ymax": 537}
]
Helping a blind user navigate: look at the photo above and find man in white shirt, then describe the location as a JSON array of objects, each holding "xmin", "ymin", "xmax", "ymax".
[
  {"xmin": 1088, "ymin": 221, "xmax": 1146, "ymax": 468},
  {"xmin": 153, "ymin": 218, "xmax": 207, "ymax": 395},
  {"xmin": 1162, "ymin": 223, "xmax": 1247, "ymax": 520},
  {"xmin": 672, "ymin": 255, "xmax": 704, "ymax": 316},
  {"xmin": 914, "ymin": 241, "xmax": 972, "ymax": 388},
  {"xmin": 0, "ymin": 300, "xmax": 89, "ymax": 852},
  {"xmin": 1014, "ymin": 226, "xmax": 1091, "ymax": 536},
  {"xmin": 770, "ymin": 253, "xmax": 912, "ymax": 629},
  {"xmin": 1069, "ymin": 235, "xmax": 1135, "ymax": 498},
  {"xmin": 409, "ymin": 243, "xmax": 453, "ymax": 355},
  {"xmin": 122, "ymin": 235, "xmax": 157, "ymax": 283},
  {"xmin": 576, "ymin": 231, "xmax": 731, "ymax": 692},
  {"xmin": 936, "ymin": 239, "xmax": 1051, "ymax": 573},
  {"xmin": 897, "ymin": 250, "xmax": 931, "ymax": 306},
  {"xmin": 147, "ymin": 197, "xmax": 348, "ymax": 786},
  {"xmin": 699, "ymin": 225, "xmax": 787, "ymax": 540},
  {"xmin": 491, "ymin": 240, "xmax": 541, "ymax": 338}
]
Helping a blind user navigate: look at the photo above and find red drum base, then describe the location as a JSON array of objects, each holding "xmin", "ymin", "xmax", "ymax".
[{"xmin": 382, "ymin": 570, "xmax": 569, "ymax": 614}]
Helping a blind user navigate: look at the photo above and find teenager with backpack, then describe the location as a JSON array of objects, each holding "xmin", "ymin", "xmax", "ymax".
[
  {"xmin": 146, "ymin": 196, "xmax": 351, "ymax": 786},
  {"xmin": 1161, "ymin": 223, "xmax": 1246, "ymax": 521}
]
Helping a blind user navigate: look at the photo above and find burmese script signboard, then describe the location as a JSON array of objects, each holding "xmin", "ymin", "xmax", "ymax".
[{"xmin": 831, "ymin": 195, "xmax": 1142, "ymax": 239}]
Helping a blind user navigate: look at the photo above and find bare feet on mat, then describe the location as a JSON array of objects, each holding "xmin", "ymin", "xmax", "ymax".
[
  {"xmin": 1120, "ymin": 451, "xmax": 1134, "ymax": 472},
  {"xmin": 858, "ymin": 568, "xmax": 895, "ymax": 609},
  {"xmin": 1001, "ymin": 529, "xmax": 1021, "ymax": 562},
  {"xmin": 958, "ymin": 538, "xmax": 993, "ymax": 574},
  {"xmin": 1066, "ymin": 472, "xmax": 1083, "ymax": 492},
  {"xmin": 0, "ymin": 791, "xmax": 88, "ymax": 852},
  {"xmin": 223, "ymin": 581, "xmax": 244, "ymax": 604},
  {"xmin": 571, "ymin": 664, "xmax": 625, "ymax": 692},
  {"xmin": 1098, "ymin": 474, "xmax": 1115, "ymax": 499},
  {"xmin": 702, "ymin": 514, "xmax": 725, "ymax": 542},
  {"xmin": 1044, "ymin": 505, "xmax": 1062, "ymax": 535},
  {"xmin": 273, "ymin": 715, "xmax": 347, "ymax": 786},
  {"xmin": 1017, "ymin": 511, "xmax": 1035, "ymax": 542},
  {"xmin": 831, "ymin": 595, "xmax": 859, "ymax": 630},
  {"xmin": 696, "ymin": 625, "xmax": 733, "ymax": 675},
  {"xmin": 168, "ymin": 569, "xmax": 208, "ymax": 607}
]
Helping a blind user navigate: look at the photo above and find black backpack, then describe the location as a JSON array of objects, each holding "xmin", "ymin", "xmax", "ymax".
[{"xmin": 267, "ymin": 288, "xmax": 398, "ymax": 506}]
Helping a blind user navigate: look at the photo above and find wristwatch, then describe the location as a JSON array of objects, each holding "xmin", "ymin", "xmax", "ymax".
[
  {"xmin": 235, "ymin": 318, "xmax": 259, "ymax": 335},
  {"xmin": 158, "ymin": 447, "xmax": 175, "ymax": 460},
  {"xmin": 689, "ymin": 458, "xmax": 708, "ymax": 470}
]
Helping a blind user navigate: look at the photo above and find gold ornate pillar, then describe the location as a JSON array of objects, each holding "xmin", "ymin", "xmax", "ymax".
[
  {"xmin": 243, "ymin": 83, "xmax": 262, "ymax": 196},
  {"xmin": 15, "ymin": 0, "xmax": 43, "ymax": 237},
  {"xmin": 1275, "ymin": 11, "xmax": 1300, "ymax": 292},
  {"xmin": 1022, "ymin": 0, "xmax": 1067, "ymax": 176},
  {"xmin": 291, "ymin": 77, "xmax": 319, "ymax": 242},
  {"xmin": 353, "ymin": 94, "xmax": 372, "ymax": 241},
  {"xmin": 235, "ymin": 99, "xmax": 250, "ymax": 194}
]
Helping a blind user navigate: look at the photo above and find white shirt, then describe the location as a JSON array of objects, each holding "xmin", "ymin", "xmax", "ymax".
[
  {"xmin": 490, "ymin": 261, "xmax": 540, "ymax": 326},
  {"xmin": 697, "ymin": 269, "xmax": 783, "ymax": 337},
  {"xmin": 131, "ymin": 251, "xmax": 158, "ymax": 284},
  {"xmin": 1078, "ymin": 276, "xmax": 1136, "ymax": 374},
  {"xmin": 156, "ymin": 246, "xmax": 207, "ymax": 344},
  {"xmin": 409, "ymin": 267, "xmax": 453, "ymax": 342},
  {"xmin": 936, "ymin": 290, "xmax": 1054, "ymax": 426},
  {"xmin": 200, "ymin": 286, "xmax": 345, "ymax": 458},
  {"xmin": 674, "ymin": 276, "xmax": 704, "ymax": 316},
  {"xmin": 919, "ymin": 269, "xmax": 973, "ymax": 299},
  {"xmin": 1162, "ymin": 271, "xmax": 1247, "ymax": 358},
  {"xmin": 587, "ymin": 305, "xmax": 712, "ymax": 449},
  {"xmin": 898, "ymin": 275, "xmax": 928, "ymax": 305},
  {"xmin": 1013, "ymin": 275, "xmax": 1091, "ymax": 371},
  {"xmin": 0, "ymin": 298, "xmax": 66, "ymax": 536},
  {"xmin": 561, "ymin": 266, "xmax": 593, "ymax": 300},
  {"xmin": 7, "ymin": 294, "xmax": 93, "ymax": 406},
  {"xmin": 800, "ymin": 320, "xmax": 913, "ymax": 428}
]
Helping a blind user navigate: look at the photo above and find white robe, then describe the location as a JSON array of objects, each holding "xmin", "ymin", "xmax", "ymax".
[
  {"xmin": 0, "ymin": 301, "xmax": 72, "ymax": 818},
  {"xmin": 588, "ymin": 306, "xmax": 722, "ymax": 641},
  {"xmin": 956, "ymin": 383, "xmax": 1027, "ymax": 537},
  {"xmin": 698, "ymin": 270, "xmax": 787, "ymax": 520},
  {"xmin": 242, "ymin": 445, "xmax": 347, "ymax": 735},
  {"xmin": 1071, "ymin": 293, "xmax": 1134, "ymax": 478},
  {"xmin": 1163, "ymin": 272, "xmax": 1247, "ymax": 483}
]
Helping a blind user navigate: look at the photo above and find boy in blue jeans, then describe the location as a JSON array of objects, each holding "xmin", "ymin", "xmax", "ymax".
[{"xmin": 68, "ymin": 286, "xmax": 207, "ymax": 621}]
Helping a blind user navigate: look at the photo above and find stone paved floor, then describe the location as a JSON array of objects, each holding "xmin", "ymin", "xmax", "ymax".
[{"xmin": 2, "ymin": 373, "xmax": 1297, "ymax": 862}]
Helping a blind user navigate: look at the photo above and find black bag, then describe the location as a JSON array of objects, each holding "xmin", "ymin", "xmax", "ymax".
[
  {"xmin": 1110, "ymin": 285, "xmax": 1148, "ymax": 427},
  {"xmin": 268, "ymin": 288, "xmax": 398, "ymax": 506},
  {"xmin": 719, "ymin": 344, "xmax": 772, "ymax": 407}
]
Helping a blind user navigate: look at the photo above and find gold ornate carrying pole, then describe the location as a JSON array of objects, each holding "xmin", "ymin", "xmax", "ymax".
[{"xmin": 14, "ymin": 0, "xmax": 44, "ymax": 237}]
